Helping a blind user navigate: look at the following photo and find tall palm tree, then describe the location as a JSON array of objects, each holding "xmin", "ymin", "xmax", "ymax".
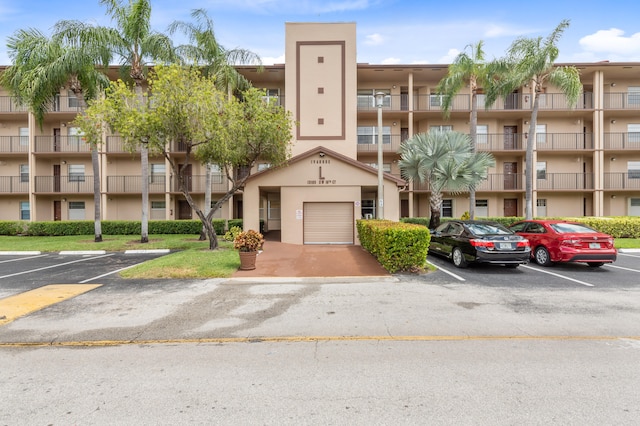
[
  {"xmin": 486, "ymin": 19, "xmax": 581, "ymax": 220},
  {"xmin": 2, "ymin": 28, "xmax": 110, "ymax": 242},
  {"xmin": 399, "ymin": 131, "xmax": 495, "ymax": 229},
  {"xmin": 56, "ymin": 0, "xmax": 176, "ymax": 243},
  {"xmin": 436, "ymin": 41, "xmax": 507, "ymax": 219}
]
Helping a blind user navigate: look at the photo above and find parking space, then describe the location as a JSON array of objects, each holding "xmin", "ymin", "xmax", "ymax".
[{"xmin": 426, "ymin": 250, "xmax": 640, "ymax": 289}]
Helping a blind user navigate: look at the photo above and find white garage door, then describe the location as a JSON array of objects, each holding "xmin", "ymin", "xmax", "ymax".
[{"xmin": 303, "ymin": 202, "xmax": 354, "ymax": 244}]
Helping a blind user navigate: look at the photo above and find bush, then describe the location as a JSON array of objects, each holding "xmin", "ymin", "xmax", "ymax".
[{"xmin": 357, "ymin": 219, "xmax": 430, "ymax": 273}]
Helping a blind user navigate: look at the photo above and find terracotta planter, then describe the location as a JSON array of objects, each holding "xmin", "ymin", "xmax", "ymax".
[{"xmin": 238, "ymin": 251, "xmax": 258, "ymax": 270}]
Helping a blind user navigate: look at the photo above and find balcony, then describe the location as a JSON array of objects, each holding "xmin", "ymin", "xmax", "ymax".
[
  {"xmin": 107, "ymin": 176, "xmax": 166, "ymax": 193},
  {"xmin": 536, "ymin": 173, "xmax": 594, "ymax": 190},
  {"xmin": 34, "ymin": 135, "xmax": 92, "ymax": 153},
  {"xmin": 0, "ymin": 136, "xmax": 29, "ymax": 153},
  {"xmin": 106, "ymin": 135, "xmax": 141, "ymax": 153},
  {"xmin": 357, "ymin": 93, "xmax": 594, "ymax": 112},
  {"xmin": 412, "ymin": 174, "xmax": 525, "ymax": 192},
  {"xmin": 603, "ymin": 93, "xmax": 640, "ymax": 110},
  {"xmin": 34, "ymin": 176, "xmax": 95, "ymax": 193},
  {"xmin": 0, "ymin": 176, "xmax": 29, "ymax": 193},
  {"xmin": 171, "ymin": 175, "xmax": 229, "ymax": 193},
  {"xmin": 357, "ymin": 134, "xmax": 403, "ymax": 153},
  {"xmin": 0, "ymin": 96, "xmax": 28, "ymax": 113},
  {"xmin": 535, "ymin": 133, "xmax": 594, "ymax": 150},
  {"xmin": 603, "ymin": 173, "xmax": 640, "ymax": 190},
  {"xmin": 603, "ymin": 133, "xmax": 640, "ymax": 150}
]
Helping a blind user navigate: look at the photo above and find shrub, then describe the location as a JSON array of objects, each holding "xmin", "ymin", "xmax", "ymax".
[{"xmin": 233, "ymin": 229, "xmax": 264, "ymax": 252}]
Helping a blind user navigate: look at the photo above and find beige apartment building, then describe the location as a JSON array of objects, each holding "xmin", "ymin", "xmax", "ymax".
[{"xmin": 1, "ymin": 22, "xmax": 639, "ymax": 244}]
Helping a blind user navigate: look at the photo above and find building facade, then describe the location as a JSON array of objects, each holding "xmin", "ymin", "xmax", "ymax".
[{"xmin": 1, "ymin": 22, "xmax": 639, "ymax": 244}]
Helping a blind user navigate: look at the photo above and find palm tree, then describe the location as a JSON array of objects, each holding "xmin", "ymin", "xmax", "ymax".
[
  {"xmin": 56, "ymin": 0, "xmax": 176, "ymax": 243},
  {"xmin": 399, "ymin": 131, "xmax": 495, "ymax": 229},
  {"xmin": 486, "ymin": 19, "xmax": 581, "ymax": 220},
  {"xmin": 436, "ymin": 41, "xmax": 507, "ymax": 220},
  {"xmin": 2, "ymin": 28, "xmax": 110, "ymax": 242}
]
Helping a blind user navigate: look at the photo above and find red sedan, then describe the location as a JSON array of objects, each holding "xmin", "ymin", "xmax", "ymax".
[{"xmin": 508, "ymin": 220, "xmax": 617, "ymax": 267}]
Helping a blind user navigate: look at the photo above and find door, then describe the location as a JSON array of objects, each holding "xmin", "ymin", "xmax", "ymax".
[
  {"xmin": 179, "ymin": 164, "xmax": 192, "ymax": 191},
  {"xmin": 504, "ymin": 162, "xmax": 518, "ymax": 190},
  {"xmin": 504, "ymin": 199, "xmax": 518, "ymax": 217},
  {"xmin": 503, "ymin": 126, "xmax": 517, "ymax": 150},
  {"xmin": 53, "ymin": 128, "xmax": 61, "ymax": 152},
  {"xmin": 54, "ymin": 201, "xmax": 62, "ymax": 221},
  {"xmin": 177, "ymin": 200, "xmax": 192, "ymax": 219},
  {"xmin": 400, "ymin": 199, "xmax": 409, "ymax": 218},
  {"xmin": 53, "ymin": 164, "xmax": 61, "ymax": 192},
  {"xmin": 303, "ymin": 202, "xmax": 354, "ymax": 244}
]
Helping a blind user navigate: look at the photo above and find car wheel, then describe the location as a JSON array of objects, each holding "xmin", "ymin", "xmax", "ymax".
[
  {"xmin": 587, "ymin": 262, "xmax": 604, "ymax": 267},
  {"xmin": 452, "ymin": 247, "xmax": 467, "ymax": 268},
  {"xmin": 534, "ymin": 246, "xmax": 553, "ymax": 266}
]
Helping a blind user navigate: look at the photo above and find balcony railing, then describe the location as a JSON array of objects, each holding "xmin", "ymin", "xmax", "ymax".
[
  {"xmin": 34, "ymin": 135, "xmax": 92, "ymax": 153},
  {"xmin": 0, "ymin": 176, "xmax": 29, "ymax": 193},
  {"xmin": 536, "ymin": 173, "xmax": 594, "ymax": 190},
  {"xmin": 0, "ymin": 96, "xmax": 28, "ymax": 113},
  {"xmin": 357, "ymin": 93, "xmax": 594, "ymax": 112},
  {"xmin": 603, "ymin": 133, "xmax": 640, "ymax": 150},
  {"xmin": 34, "ymin": 176, "xmax": 94, "ymax": 193},
  {"xmin": 412, "ymin": 174, "xmax": 525, "ymax": 191},
  {"xmin": 357, "ymin": 135, "xmax": 404, "ymax": 153},
  {"xmin": 0, "ymin": 136, "xmax": 29, "ymax": 153},
  {"xmin": 107, "ymin": 176, "xmax": 166, "ymax": 193},
  {"xmin": 171, "ymin": 174, "xmax": 229, "ymax": 193},
  {"xmin": 603, "ymin": 173, "xmax": 640, "ymax": 189},
  {"xmin": 603, "ymin": 93, "xmax": 640, "ymax": 110},
  {"xmin": 535, "ymin": 133, "xmax": 594, "ymax": 150}
]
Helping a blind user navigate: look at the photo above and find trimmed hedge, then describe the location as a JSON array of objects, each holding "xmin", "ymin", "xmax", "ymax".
[
  {"xmin": 357, "ymin": 219, "xmax": 430, "ymax": 273},
  {"xmin": 400, "ymin": 216, "xmax": 640, "ymax": 238},
  {"xmin": 0, "ymin": 219, "xmax": 239, "ymax": 237}
]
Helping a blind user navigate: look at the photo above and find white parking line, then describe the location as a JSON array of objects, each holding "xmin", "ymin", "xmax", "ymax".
[
  {"xmin": 521, "ymin": 264, "xmax": 594, "ymax": 287},
  {"xmin": 79, "ymin": 262, "xmax": 145, "ymax": 283},
  {"xmin": 604, "ymin": 264, "xmax": 640, "ymax": 273},
  {"xmin": 426, "ymin": 260, "xmax": 466, "ymax": 281},
  {"xmin": 0, "ymin": 254, "xmax": 114, "ymax": 280},
  {"xmin": 0, "ymin": 254, "xmax": 48, "ymax": 264}
]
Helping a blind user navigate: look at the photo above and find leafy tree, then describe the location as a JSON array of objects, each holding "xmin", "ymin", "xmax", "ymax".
[
  {"xmin": 76, "ymin": 65, "xmax": 293, "ymax": 249},
  {"xmin": 436, "ymin": 41, "xmax": 508, "ymax": 219},
  {"xmin": 56, "ymin": 0, "xmax": 176, "ymax": 243},
  {"xmin": 1, "ymin": 27, "xmax": 110, "ymax": 242},
  {"xmin": 486, "ymin": 19, "xmax": 581, "ymax": 219},
  {"xmin": 399, "ymin": 131, "xmax": 495, "ymax": 229}
]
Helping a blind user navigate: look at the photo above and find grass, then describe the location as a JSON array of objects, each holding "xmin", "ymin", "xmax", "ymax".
[
  {"xmin": 615, "ymin": 238, "xmax": 640, "ymax": 249},
  {"xmin": 0, "ymin": 234, "xmax": 240, "ymax": 279}
]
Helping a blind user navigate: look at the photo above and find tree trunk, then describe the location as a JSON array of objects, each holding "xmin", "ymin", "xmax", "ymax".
[
  {"xmin": 140, "ymin": 144, "xmax": 149, "ymax": 243},
  {"xmin": 429, "ymin": 190, "xmax": 443, "ymax": 229},
  {"xmin": 92, "ymin": 145, "xmax": 102, "ymax": 242},
  {"xmin": 469, "ymin": 91, "xmax": 478, "ymax": 219},
  {"xmin": 525, "ymin": 94, "xmax": 540, "ymax": 220},
  {"xmin": 200, "ymin": 163, "xmax": 212, "ymax": 241}
]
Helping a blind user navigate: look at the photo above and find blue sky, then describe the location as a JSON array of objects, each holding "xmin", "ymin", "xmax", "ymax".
[{"xmin": 1, "ymin": 0, "xmax": 639, "ymax": 66}]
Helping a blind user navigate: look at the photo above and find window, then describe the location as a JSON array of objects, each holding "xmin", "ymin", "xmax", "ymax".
[
  {"xmin": 68, "ymin": 201, "xmax": 85, "ymax": 220},
  {"xmin": 262, "ymin": 88, "xmax": 280, "ymax": 105},
  {"xmin": 68, "ymin": 164, "xmax": 85, "ymax": 182},
  {"xmin": 628, "ymin": 161, "xmax": 640, "ymax": 179},
  {"xmin": 628, "ymin": 124, "xmax": 640, "ymax": 143},
  {"xmin": 536, "ymin": 162, "xmax": 547, "ymax": 180},
  {"xmin": 357, "ymin": 89, "xmax": 390, "ymax": 108},
  {"xmin": 357, "ymin": 126, "xmax": 391, "ymax": 145},
  {"xmin": 430, "ymin": 125, "xmax": 453, "ymax": 133},
  {"xmin": 535, "ymin": 124, "xmax": 547, "ymax": 144},
  {"xmin": 267, "ymin": 198, "xmax": 280, "ymax": 220},
  {"xmin": 365, "ymin": 162, "xmax": 391, "ymax": 173},
  {"xmin": 441, "ymin": 199, "xmax": 453, "ymax": 218},
  {"xmin": 210, "ymin": 164, "xmax": 223, "ymax": 184},
  {"xmin": 151, "ymin": 163, "xmax": 165, "ymax": 183},
  {"xmin": 19, "ymin": 127, "xmax": 29, "ymax": 146},
  {"xmin": 68, "ymin": 127, "xmax": 83, "ymax": 145},
  {"xmin": 475, "ymin": 199, "xmax": 488, "ymax": 217},
  {"xmin": 151, "ymin": 201, "xmax": 165, "ymax": 219},
  {"xmin": 257, "ymin": 163, "xmax": 271, "ymax": 171},
  {"xmin": 476, "ymin": 125, "xmax": 488, "ymax": 145},
  {"xmin": 537, "ymin": 199, "xmax": 547, "ymax": 216},
  {"xmin": 628, "ymin": 87, "xmax": 640, "ymax": 105},
  {"xmin": 20, "ymin": 164, "xmax": 29, "ymax": 183},
  {"xmin": 430, "ymin": 92, "xmax": 443, "ymax": 108},
  {"xmin": 67, "ymin": 90, "xmax": 80, "ymax": 108},
  {"xmin": 20, "ymin": 201, "xmax": 30, "ymax": 220}
]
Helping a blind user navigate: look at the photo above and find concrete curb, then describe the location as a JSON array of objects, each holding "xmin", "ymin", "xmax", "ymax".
[
  {"xmin": 619, "ymin": 248, "xmax": 640, "ymax": 253},
  {"xmin": 124, "ymin": 249, "xmax": 171, "ymax": 254},
  {"xmin": 0, "ymin": 251, "xmax": 42, "ymax": 255},
  {"xmin": 59, "ymin": 250, "xmax": 107, "ymax": 255}
]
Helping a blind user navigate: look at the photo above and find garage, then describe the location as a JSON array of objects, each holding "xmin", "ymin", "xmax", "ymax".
[{"xmin": 303, "ymin": 202, "xmax": 354, "ymax": 244}]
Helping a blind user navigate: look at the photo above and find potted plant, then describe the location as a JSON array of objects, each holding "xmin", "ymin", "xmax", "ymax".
[{"xmin": 234, "ymin": 229, "xmax": 264, "ymax": 270}]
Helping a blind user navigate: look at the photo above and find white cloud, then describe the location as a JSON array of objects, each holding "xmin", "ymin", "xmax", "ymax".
[
  {"xmin": 380, "ymin": 57, "xmax": 401, "ymax": 65},
  {"xmin": 262, "ymin": 54, "xmax": 285, "ymax": 65},
  {"xmin": 206, "ymin": 0, "xmax": 373, "ymax": 14},
  {"xmin": 438, "ymin": 48, "xmax": 461, "ymax": 64},
  {"xmin": 579, "ymin": 28, "xmax": 640, "ymax": 58},
  {"xmin": 364, "ymin": 33, "xmax": 384, "ymax": 46}
]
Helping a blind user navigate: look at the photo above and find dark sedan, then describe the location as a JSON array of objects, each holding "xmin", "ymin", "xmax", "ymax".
[
  {"xmin": 508, "ymin": 219, "xmax": 617, "ymax": 267},
  {"xmin": 429, "ymin": 220, "xmax": 531, "ymax": 268}
]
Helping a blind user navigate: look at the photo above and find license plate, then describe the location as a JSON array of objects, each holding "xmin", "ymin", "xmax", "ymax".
[
  {"xmin": 498, "ymin": 242, "xmax": 512, "ymax": 250},
  {"xmin": 589, "ymin": 242, "xmax": 601, "ymax": 249}
]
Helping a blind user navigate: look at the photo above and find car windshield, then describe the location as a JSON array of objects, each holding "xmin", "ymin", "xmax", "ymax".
[
  {"xmin": 549, "ymin": 223, "xmax": 597, "ymax": 234},
  {"xmin": 466, "ymin": 223, "xmax": 512, "ymax": 236}
]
